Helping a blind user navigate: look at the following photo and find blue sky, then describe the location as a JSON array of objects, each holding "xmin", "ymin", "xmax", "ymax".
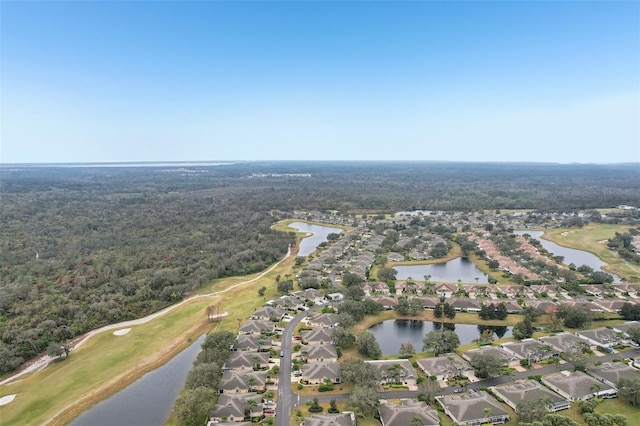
[{"xmin": 2, "ymin": 1, "xmax": 639, "ymax": 164}]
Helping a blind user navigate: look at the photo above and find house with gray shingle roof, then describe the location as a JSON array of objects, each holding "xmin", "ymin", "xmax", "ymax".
[
  {"xmin": 436, "ymin": 390, "xmax": 510, "ymax": 425},
  {"xmin": 366, "ymin": 359, "xmax": 417, "ymax": 387},
  {"xmin": 416, "ymin": 353, "xmax": 473, "ymax": 381},
  {"xmin": 500, "ymin": 339, "xmax": 558, "ymax": 363},
  {"xmin": 541, "ymin": 371, "xmax": 617, "ymax": 401},
  {"xmin": 223, "ymin": 351, "xmax": 270, "ymax": 372},
  {"xmin": 592, "ymin": 299, "xmax": 628, "ymax": 313},
  {"xmin": 612, "ymin": 321, "xmax": 640, "ymax": 335},
  {"xmin": 366, "ymin": 296, "xmax": 398, "ymax": 310},
  {"xmin": 538, "ymin": 332, "xmax": 584, "ymax": 353},
  {"xmin": 238, "ymin": 320, "xmax": 277, "ymax": 336},
  {"xmin": 301, "ymin": 328, "xmax": 333, "ymax": 345},
  {"xmin": 302, "ymin": 412, "xmax": 355, "ymax": 426},
  {"xmin": 305, "ymin": 313, "xmax": 338, "ymax": 328},
  {"xmin": 491, "ymin": 379, "xmax": 570, "ymax": 412},
  {"xmin": 587, "ymin": 362, "xmax": 640, "ymax": 389},
  {"xmin": 219, "ymin": 371, "xmax": 268, "ymax": 394},
  {"xmin": 449, "ymin": 298, "xmax": 481, "ymax": 312},
  {"xmin": 209, "ymin": 393, "xmax": 264, "ymax": 423},
  {"xmin": 576, "ymin": 327, "xmax": 624, "ymax": 348},
  {"xmin": 250, "ymin": 306, "xmax": 286, "ymax": 322},
  {"xmin": 463, "ymin": 346, "xmax": 517, "ymax": 366},
  {"xmin": 302, "ymin": 344, "xmax": 338, "ymax": 363},
  {"xmin": 231, "ymin": 335, "xmax": 272, "ymax": 352},
  {"xmin": 301, "ymin": 361, "xmax": 341, "ymax": 385},
  {"xmin": 379, "ymin": 399, "xmax": 439, "ymax": 426}
]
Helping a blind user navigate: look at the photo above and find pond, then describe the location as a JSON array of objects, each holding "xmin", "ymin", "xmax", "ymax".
[
  {"xmin": 515, "ymin": 230, "xmax": 620, "ymax": 282},
  {"xmin": 287, "ymin": 222, "xmax": 344, "ymax": 256},
  {"xmin": 393, "ymin": 257, "xmax": 488, "ymax": 283},
  {"xmin": 69, "ymin": 334, "xmax": 205, "ymax": 426},
  {"xmin": 369, "ymin": 320, "xmax": 511, "ymax": 355}
]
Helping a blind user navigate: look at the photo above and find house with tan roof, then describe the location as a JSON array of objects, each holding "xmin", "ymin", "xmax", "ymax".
[
  {"xmin": 305, "ymin": 313, "xmax": 338, "ymax": 328},
  {"xmin": 612, "ymin": 321, "xmax": 640, "ymax": 335},
  {"xmin": 231, "ymin": 335, "xmax": 272, "ymax": 352},
  {"xmin": 449, "ymin": 298, "xmax": 481, "ymax": 312},
  {"xmin": 490, "ymin": 379, "xmax": 570, "ymax": 412},
  {"xmin": 367, "ymin": 296, "xmax": 398, "ymax": 310},
  {"xmin": 541, "ymin": 371, "xmax": 617, "ymax": 401},
  {"xmin": 238, "ymin": 320, "xmax": 277, "ymax": 336},
  {"xmin": 436, "ymin": 390, "xmax": 510, "ymax": 425},
  {"xmin": 593, "ymin": 299, "xmax": 630, "ymax": 313},
  {"xmin": 463, "ymin": 346, "xmax": 518, "ymax": 366},
  {"xmin": 250, "ymin": 307, "xmax": 286, "ymax": 322},
  {"xmin": 378, "ymin": 399, "xmax": 439, "ymax": 426}
]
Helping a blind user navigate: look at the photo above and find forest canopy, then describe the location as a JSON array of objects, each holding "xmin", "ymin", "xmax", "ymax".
[{"xmin": 0, "ymin": 161, "xmax": 638, "ymax": 373}]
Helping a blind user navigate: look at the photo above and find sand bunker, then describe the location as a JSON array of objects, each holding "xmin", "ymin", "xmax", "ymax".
[
  {"xmin": 0, "ymin": 394, "xmax": 17, "ymax": 406},
  {"xmin": 113, "ymin": 328, "xmax": 131, "ymax": 336}
]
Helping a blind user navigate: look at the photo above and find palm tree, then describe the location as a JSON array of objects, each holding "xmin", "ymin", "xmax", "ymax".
[
  {"xmin": 246, "ymin": 375, "xmax": 257, "ymax": 392},
  {"xmin": 483, "ymin": 407, "xmax": 494, "ymax": 420}
]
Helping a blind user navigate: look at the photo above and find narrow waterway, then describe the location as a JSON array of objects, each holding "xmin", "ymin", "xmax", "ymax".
[
  {"xmin": 515, "ymin": 230, "xmax": 621, "ymax": 282},
  {"xmin": 393, "ymin": 257, "xmax": 488, "ymax": 283},
  {"xmin": 287, "ymin": 222, "xmax": 343, "ymax": 256},
  {"xmin": 68, "ymin": 335, "xmax": 205, "ymax": 425}
]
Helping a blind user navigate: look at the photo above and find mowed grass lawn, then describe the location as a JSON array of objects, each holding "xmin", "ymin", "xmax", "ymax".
[
  {"xmin": 0, "ymin": 238, "xmax": 298, "ymax": 426},
  {"xmin": 543, "ymin": 224, "xmax": 640, "ymax": 280}
]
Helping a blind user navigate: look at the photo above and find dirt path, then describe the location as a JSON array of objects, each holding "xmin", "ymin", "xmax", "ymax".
[{"xmin": 0, "ymin": 246, "xmax": 291, "ymax": 387}]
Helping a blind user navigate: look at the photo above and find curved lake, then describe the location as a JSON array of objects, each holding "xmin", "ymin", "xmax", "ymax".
[
  {"xmin": 69, "ymin": 334, "xmax": 205, "ymax": 426},
  {"xmin": 393, "ymin": 257, "xmax": 488, "ymax": 283},
  {"xmin": 288, "ymin": 222, "xmax": 344, "ymax": 256},
  {"xmin": 515, "ymin": 230, "xmax": 620, "ymax": 282},
  {"xmin": 369, "ymin": 320, "xmax": 511, "ymax": 355}
]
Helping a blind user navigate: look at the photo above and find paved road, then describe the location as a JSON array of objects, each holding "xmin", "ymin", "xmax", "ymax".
[{"xmin": 276, "ymin": 305, "xmax": 322, "ymax": 426}]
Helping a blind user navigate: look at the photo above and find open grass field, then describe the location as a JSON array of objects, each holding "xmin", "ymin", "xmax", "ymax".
[
  {"xmin": 543, "ymin": 224, "xmax": 640, "ymax": 280},
  {"xmin": 0, "ymin": 223, "xmax": 303, "ymax": 426}
]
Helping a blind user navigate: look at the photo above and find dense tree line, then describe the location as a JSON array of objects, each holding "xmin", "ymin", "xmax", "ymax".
[{"xmin": 1, "ymin": 161, "xmax": 638, "ymax": 373}]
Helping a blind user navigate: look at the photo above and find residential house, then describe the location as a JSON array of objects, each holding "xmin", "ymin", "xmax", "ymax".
[
  {"xmin": 219, "ymin": 371, "xmax": 268, "ymax": 394},
  {"xmin": 301, "ymin": 328, "xmax": 333, "ymax": 345},
  {"xmin": 209, "ymin": 393, "xmax": 264, "ymax": 423},
  {"xmin": 301, "ymin": 361, "xmax": 341, "ymax": 385},
  {"xmin": 360, "ymin": 281, "xmax": 390, "ymax": 297},
  {"xmin": 434, "ymin": 283, "xmax": 458, "ymax": 298},
  {"xmin": 395, "ymin": 280, "xmax": 423, "ymax": 295},
  {"xmin": 223, "ymin": 352, "xmax": 270, "ymax": 372},
  {"xmin": 541, "ymin": 371, "xmax": 617, "ymax": 401},
  {"xmin": 301, "ymin": 412, "xmax": 355, "ymax": 426},
  {"xmin": 449, "ymin": 298, "xmax": 481, "ymax": 313},
  {"xmin": 416, "ymin": 353, "xmax": 473, "ymax": 381},
  {"xmin": 272, "ymin": 295, "xmax": 304, "ymax": 311},
  {"xmin": 491, "ymin": 379, "xmax": 570, "ymax": 412},
  {"xmin": 463, "ymin": 346, "xmax": 518, "ymax": 366},
  {"xmin": 387, "ymin": 252, "xmax": 405, "ymax": 262},
  {"xmin": 500, "ymin": 339, "xmax": 558, "ymax": 363},
  {"xmin": 408, "ymin": 296, "xmax": 439, "ymax": 310},
  {"xmin": 587, "ymin": 362, "xmax": 640, "ymax": 389},
  {"xmin": 367, "ymin": 296, "xmax": 398, "ymax": 310},
  {"xmin": 576, "ymin": 327, "xmax": 624, "ymax": 348},
  {"xmin": 301, "ymin": 344, "xmax": 338, "ymax": 363},
  {"xmin": 612, "ymin": 321, "xmax": 640, "ymax": 335},
  {"xmin": 305, "ymin": 313, "xmax": 338, "ymax": 329},
  {"xmin": 365, "ymin": 359, "xmax": 418, "ymax": 387},
  {"xmin": 538, "ymin": 333, "xmax": 584, "ymax": 353},
  {"xmin": 378, "ymin": 399, "xmax": 439, "ymax": 426},
  {"xmin": 231, "ymin": 335, "xmax": 271, "ymax": 352},
  {"xmin": 238, "ymin": 320, "xmax": 276, "ymax": 336},
  {"xmin": 436, "ymin": 391, "xmax": 510, "ymax": 425},
  {"xmin": 250, "ymin": 307, "xmax": 286, "ymax": 322},
  {"xmin": 501, "ymin": 300, "xmax": 523, "ymax": 314},
  {"xmin": 524, "ymin": 300, "xmax": 557, "ymax": 312},
  {"xmin": 581, "ymin": 285, "xmax": 603, "ymax": 297},
  {"xmin": 594, "ymin": 299, "xmax": 631, "ymax": 313}
]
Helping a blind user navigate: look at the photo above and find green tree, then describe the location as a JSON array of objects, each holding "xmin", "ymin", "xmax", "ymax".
[
  {"xmin": 422, "ymin": 330, "xmax": 460, "ymax": 356},
  {"xmin": 513, "ymin": 317, "xmax": 535, "ymax": 340},
  {"xmin": 395, "ymin": 297, "xmax": 410, "ymax": 315},
  {"xmin": 416, "ymin": 377, "xmax": 440, "ymax": 403},
  {"xmin": 348, "ymin": 384, "xmax": 380, "ymax": 417},
  {"xmin": 517, "ymin": 398, "xmax": 548, "ymax": 424},
  {"xmin": 328, "ymin": 398, "xmax": 339, "ymax": 413},
  {"xmin": 399, "ymin": 341, "xmax": 415, "ymax": 358},
  {"xmin": 332, "ymin": 327, "xmax": 356, "ymax": 348},
  {"xmin": 356, "ymin": 331, "xmax": 382, "ymax": 359},
  {"xmin": 469, "ymin": 352, "xmax": 504, "ymax": 378},
  {"xmin": 378, "ymin": 267, "xmax": 397, "ymax": 282},
  {"xmin": 277, "ymin": 280, "xmax": 294, "ymax": 294},
  {"xmin": 340, "ymin": 358, "xmax": 381, "ymax": 386},
  {"xmin": 342, "ymin": 272, "xmax": 364, "ymax": 287},
  {"xmin": 443, "ymin": 302, "xmax": 456, "ymax": 319},
  {"xmin": 626, "ymin": 326, "xmax": 640, "ymax": 345},
  {"xmin": 618, "ymin": 375, "xmax": 640, "ymax": 406},
  {"xmin": 557, "ymin": 304, "xmax": 591, "ymax": 328},
  {"xmin": 47, "ymin": 342, "xmax": 65, "ymax": 359},
  {"xmin": 433, "ymin": 302, "xmax": 443, "ymax": 318},
  {"xmin": 185, "ymin": 362, "xmax": 221, "ymax": 390},
  {"xmin": 173, "ymin": 386, "xmax": 217, "ymax": 426}
]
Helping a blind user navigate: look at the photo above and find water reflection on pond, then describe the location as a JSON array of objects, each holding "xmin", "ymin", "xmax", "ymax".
[
  {"xmin": 369, "ymin": 319, "xmax": 511, "ymax": 355},
  {"xmin": 393, "ymin": 257, "xmax": 488, "ymax": 283},
  {"xmin": 287, "ymin": 222, "xmax": 343, "ymax": 257}
]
